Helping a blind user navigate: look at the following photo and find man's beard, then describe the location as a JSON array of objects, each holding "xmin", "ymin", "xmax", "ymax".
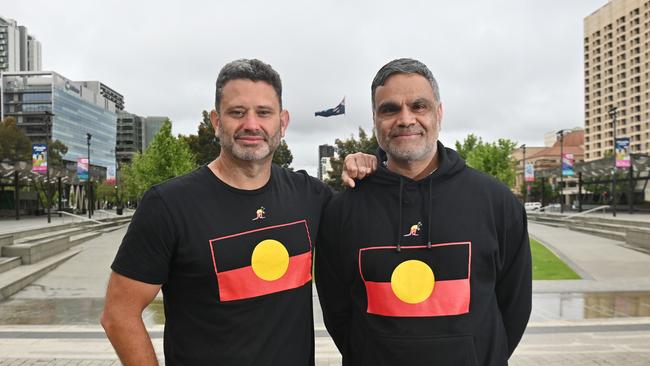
[{"xmin": 219, "ymin": 125, "xmax": 281, "ymax": 161}]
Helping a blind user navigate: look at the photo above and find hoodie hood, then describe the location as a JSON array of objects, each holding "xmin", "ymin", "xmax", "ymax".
[
  {"xmin": 368, "ymin": 141, "xmax": 466, "ymax": 252},
  {"xmin": 373, "ymin": 141, "xmax": 466, "ymax": 185}
]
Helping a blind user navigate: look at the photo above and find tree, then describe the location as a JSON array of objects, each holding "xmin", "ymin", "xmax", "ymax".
[
  {"xmin": 454, "ymin": 133, "xmax": 480, "ymax": 160},
  {"xmin": 122, "ymin": 120, "xmax": 197, "ymax": 199},
  {"xmin": 324, "ymin": 127, "xmax": 378, "ymax": 191},
  {"xmin": 96, "ymin": 181, "xmax": 118, "ymax": 205},
  {"xmin": 181, "ymin": 111, "xmax": 221, "ymax": 166},
  {"xmin": 455, "ymin": 134, "xmax": 517, "ymax": 188},
  {"xmin": 272, "ymin": 139, "xmax": 293, "ymax": 169},
  {"xmin": 0, "ymin": 117, "xmax": 31, "ymax": 163}
]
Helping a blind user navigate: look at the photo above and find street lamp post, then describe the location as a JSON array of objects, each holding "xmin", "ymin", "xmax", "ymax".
[
  {"xmin": 556, "ymin": 130, "xmax": 567, "ymax": 214},
  {"xmin": 44, "ymin": 111, "xmax": 55, "ymax": 224},
  {"xmin": 86, "ymin": 133, "xmax": 92, "ymax": 219},
  {"xmin": 521, "ymin": 144, "xmax": 527, "ymax": 203},
  {"xmin": 609, "ymin": 107, "xmax": 618, "ymax": 217}
]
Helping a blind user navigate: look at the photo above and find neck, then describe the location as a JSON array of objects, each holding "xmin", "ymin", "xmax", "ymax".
[
  {"xmin": 386, "ymin": 153, "xmax": 439, "ymax": 180},
  {"xmin": 208, "ymin": 153, "xmax": 272, "ymax": 190}
]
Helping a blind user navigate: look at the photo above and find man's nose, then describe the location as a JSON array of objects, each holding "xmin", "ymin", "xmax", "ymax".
[
  {"xmin": 241, "ymin": 112, "xmax": 262, "ymax": 131},
  {"xmin": 396, "ymin": 106, "xmax": 416, "ymax": 126}
]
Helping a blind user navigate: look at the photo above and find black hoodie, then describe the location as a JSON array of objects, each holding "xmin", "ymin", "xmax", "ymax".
[{"xmin": 316, "ymin": 142, "xmax": 531, "ymax": 366}]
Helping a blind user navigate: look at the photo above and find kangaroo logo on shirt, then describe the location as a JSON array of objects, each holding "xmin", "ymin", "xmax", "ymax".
[
  {"xmin": 252, "ymin": 206, "xmax": 267, "ymax": 221},
  {"xmin": 403, "ymin": 221, "xmax": 422, "ymax": 237}
]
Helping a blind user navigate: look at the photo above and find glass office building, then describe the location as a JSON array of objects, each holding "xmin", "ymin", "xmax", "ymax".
[{"xmin": 1, "ymin": 71, "xmax": 117, "ymax": 169}]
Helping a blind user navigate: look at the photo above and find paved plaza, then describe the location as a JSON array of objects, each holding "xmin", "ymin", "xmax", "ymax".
[{"xmin": 0, "ymin": 213, "xmax": 649, "ymax": 365}]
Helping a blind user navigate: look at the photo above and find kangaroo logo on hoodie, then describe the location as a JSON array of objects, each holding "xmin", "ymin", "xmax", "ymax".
[
  {"xmin": 252, "ymin": 206, "xmax": 267, "ymax": 221},
  {"xmin": 403, "ymin": 221, "xmax": 422, "ymax": 237}
]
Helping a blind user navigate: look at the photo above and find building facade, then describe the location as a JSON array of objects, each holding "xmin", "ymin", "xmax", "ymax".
[
  {"xmin": 318, "ymin": 144, "xmax": 335, "ymax": 181},
  {"xmin": 116, "ymin": 110, "xmax": 143, "ymax": 163},
  {"xmin": 1, "ymin": 71, "xmax": 117, "ymax": 169},
  {"xmin": 0, "ymin": 16, "xmax": 41, "ymax": 73},
  {"xmin": 142, "ymin": 116, "xmax": 167, "ymax": 149},
  {"xmin": 584, "ymin": 0, "xmax": 650, "ymax": 161}
]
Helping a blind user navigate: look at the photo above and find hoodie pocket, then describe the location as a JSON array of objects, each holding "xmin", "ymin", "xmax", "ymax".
[{"xmin": 360, "ymin": 333, "xmax": 479, "ymax": 366}]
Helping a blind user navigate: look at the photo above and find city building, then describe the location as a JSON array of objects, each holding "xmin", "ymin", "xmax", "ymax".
[
  {"xmin": 143, "ymin": 116, "xmax": 167, "ymax": 149},
  {"xmin": 0, "ymin": 15, "xmax": 42, "ymax": 73},
  {"xmin": 1, "ymin": 71, "xmax": 118, "ymax": 169},
  {"xmin": 318, "ymin": 144, "xmax": 335, "ymax": 181},
  {"xmin": 584, "ymin": 0, "xmax": 650, "ymax": 161},
  {"xmin": 116, "ymin": 110, "xmax": 143, "ymax": 164}
]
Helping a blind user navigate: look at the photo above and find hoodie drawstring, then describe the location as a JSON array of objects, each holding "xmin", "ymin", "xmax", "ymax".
[
  {"xmin": 396, "ymin": 177, "xmax": 403, "ymax": 252},
  {"xmin": 427, "ymin": 179, "xmax": 433, "ymax": 249}
]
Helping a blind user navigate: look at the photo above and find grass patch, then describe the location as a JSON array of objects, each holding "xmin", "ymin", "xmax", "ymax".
[{"xmin": 530, "ymin": 238, "xmax": 581, "ymax": 280}]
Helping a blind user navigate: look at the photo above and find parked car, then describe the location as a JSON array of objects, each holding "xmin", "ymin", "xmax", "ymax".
[{"xmin": 524, "ymin": 202, "xmax": 542, "ymax": 211}]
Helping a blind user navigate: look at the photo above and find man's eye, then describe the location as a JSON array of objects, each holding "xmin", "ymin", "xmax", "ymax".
[
  {"xmin": 258, "ymin": 110, "xmax": 272, "ymax": 117},
  {"xmin": 230, "ymin": 110, "xmax": 245, "ymax": 118},
  {"xmin": 379, "ymin": 105, "xmax": 399, "ymax": 114}
]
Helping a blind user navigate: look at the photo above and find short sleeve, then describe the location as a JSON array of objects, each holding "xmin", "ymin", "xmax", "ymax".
[{"xmin": 111, "ymin": 186, "xmax": 178, "ymax": 285}]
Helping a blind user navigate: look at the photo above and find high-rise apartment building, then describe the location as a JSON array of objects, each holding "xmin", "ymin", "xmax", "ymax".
[
  {"xmin": 142, "ymin": 116, "xmax": 167, "ymax": 149},
  {"xmin": 0, "ymin": 15, "xmax": 42, "ymax": 73},
  {"xmin": 584, "ymin": 0, "xmax": 650, "ymax": 161}
]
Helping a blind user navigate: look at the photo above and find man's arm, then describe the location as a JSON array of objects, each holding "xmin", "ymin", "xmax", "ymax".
[
  {"xmin": 101, "ymin": 272, "xmax": 161, "ymax": 366},
  {"xmin": 341, "ymin": 152, "xmax": 377, "ymax": 188},
  {"xmin": 495, "ymin": 208, "xmax": 532, "ymax": 356}
]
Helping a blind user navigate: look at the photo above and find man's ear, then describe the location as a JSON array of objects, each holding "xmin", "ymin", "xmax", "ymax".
[
  {"xmin": 210, "ymin": 109, "xmax": 220, "ymax": 137},
  {"xmin": 436, "ymin": 102, "xmax": 444, "ymax": 130},
  {"xmin": 280, "ymin": 109, "xmax": 290, "ymax": 138}
]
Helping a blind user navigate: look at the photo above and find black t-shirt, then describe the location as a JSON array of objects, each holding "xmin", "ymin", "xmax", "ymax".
[{"xmin": 111, "ymin": 165, "xmax": 331, "ymax": 365}]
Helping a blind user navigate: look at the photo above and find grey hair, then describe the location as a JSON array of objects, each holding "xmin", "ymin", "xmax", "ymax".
[
  {"xmin": 371, "ymin": 58, "xmax": 440, "ymax": 108},
  {"xmin": 214, "ymin": 59, "xmax": 283, "ymax": 112}
]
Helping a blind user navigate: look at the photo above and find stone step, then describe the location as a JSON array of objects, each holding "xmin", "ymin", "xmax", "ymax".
[
  {"xmin": 0, "ymin": 249, "xmax": 81, "ymax": 301},
  {"xmin": 568, "ymin": 226, "xmax": 626, "ymax": 242},
  {"xmin": 14, "ymin": 226, "xmax": 90, "ymax": 245},
  {"xmin": 567, "ymin": 220, "xmax": 636, "ymax": 233},
  {"xmin": 2, "ymin": 236, "xmax": 71, "ymax": 265},
  {"xmin": 0, "ymin": 257, "xmax": 21, "ymax": 274},
  {"xmin": 69, "ymin": 232, "xmax": 101, "ymax": 246}
]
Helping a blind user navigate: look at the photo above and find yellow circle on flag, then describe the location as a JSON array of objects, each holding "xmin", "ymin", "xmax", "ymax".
[
  {"xmin": 390, "ymin": 260, "xmax": 435, "ymax": 304},
  {"xmin": 251, "ymin": 239, "xmax": 289, "ymax": 281}
]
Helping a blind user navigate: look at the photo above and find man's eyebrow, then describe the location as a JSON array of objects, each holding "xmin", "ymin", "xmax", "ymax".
[
  {"xmin": 376, "ymin": 101, "xmax": 400, "ymax": 110},
  {"xmin": 409, "ymin": 98, "xmax": 434, "ymax": 106}
]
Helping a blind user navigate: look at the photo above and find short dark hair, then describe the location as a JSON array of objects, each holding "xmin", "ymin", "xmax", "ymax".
[
  {"xmin": 371, "ymin": 58, "xmax": 440, "ymax": 108},
  {"xmin": 215, "ymin": 59, "xmax": 283, "ymax": 112}
]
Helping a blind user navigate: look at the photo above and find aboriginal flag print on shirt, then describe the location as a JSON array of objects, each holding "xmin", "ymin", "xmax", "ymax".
[
  {"xmin": 210, "ymin": 220, "xmax": 312, "ymax": 302},
  {"xmin": 359, "ymin": 242, "xmax": 471, "ymax": 317}
]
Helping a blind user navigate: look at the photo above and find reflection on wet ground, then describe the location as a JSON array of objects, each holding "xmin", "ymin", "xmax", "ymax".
[
  {"xmin": 531, "ymin": 292, "xmax": 650, "ymax": 321},
  {"xmin": 0, "ymin": 292, "xmax": 648, "ymax": 325},
  {"xmin": 0, "ymin": 298, "xmax": 166, "ymax": 326}
]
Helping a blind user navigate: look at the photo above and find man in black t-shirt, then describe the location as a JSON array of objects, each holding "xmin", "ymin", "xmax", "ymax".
[{"xmin": 101, "ymin": 59, "xmax": 376, "ymax": 365}]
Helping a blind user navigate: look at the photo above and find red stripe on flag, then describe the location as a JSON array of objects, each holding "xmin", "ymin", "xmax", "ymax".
[
  {"xmin": 365, "ymin": 279, "xmax": 470, "ymax": 317},
  {"xmin": 217, "ymin": 251, "xmax": 312, "ymax": 302}
]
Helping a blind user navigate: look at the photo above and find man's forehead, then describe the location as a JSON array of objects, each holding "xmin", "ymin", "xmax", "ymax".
[
  {"xmin": 220, "ymin": 79, "xmax": 279, "ymax": 106},
  {"xmin": 374, "ymin": 73, "xmax": 434, "ymax": 101}
]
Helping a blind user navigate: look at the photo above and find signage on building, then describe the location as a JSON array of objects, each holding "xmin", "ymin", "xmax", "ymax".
[
  {"xmin": 65, "ymin": 81, "xmax": 81, "ymax": 96},
  {"xmin": 562, "ymin": 153, "xmax": 574, "ymax": 177},
  {"xmin": 524, "ymin": 163, "xmax": 535, "ymax": 182},
  {"xmin": 106, "ymin": 165, "xmax": 116, "ymax": 185},
  {"xmin": 77, "ymin": 157, "xmax": 89, "ymax": 181},
  {"xmin": 615, "ymin": 137, "xmax": 631, "ymax": 168},
  {"xmin": 32, "ymin": 144, "xmax": 47, "ymax": 173}
]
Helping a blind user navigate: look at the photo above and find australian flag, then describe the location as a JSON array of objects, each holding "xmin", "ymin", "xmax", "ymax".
[{"xmin": 315, "ymin": 97, "xmax": 345, "ymax": 117}]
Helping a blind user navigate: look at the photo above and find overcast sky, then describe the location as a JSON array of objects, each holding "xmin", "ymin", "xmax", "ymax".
[{"xmin": 3, "ymin": 0, "xmax": 606, "ymax": 175}]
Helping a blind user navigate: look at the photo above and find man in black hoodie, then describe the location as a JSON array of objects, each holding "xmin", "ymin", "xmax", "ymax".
[{"xmin": 316, "ymin": 58, "xmax": 532, "ymax": 366}]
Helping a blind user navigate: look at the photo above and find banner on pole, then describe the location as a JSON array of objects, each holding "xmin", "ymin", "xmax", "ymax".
[
  {"xmin": 615, "ymin": 137, "xmax": 631, "ymax": 168},
  {"xmin": 77, "ymin": 157, "xmax": 89, "ymax": 181},
  {"xmin": 32, "ymin": 144, "xmax": 47, "ymax": 173},
  {"xmin": 525, "ymin": 163, "xmax": 535, "ymax": 182},
  {"xmin": 106, "ymin": 165, "xmax": 116, "ymax": 185},
  {"xmin": 562, "ymin": 153, "xmax": 574, "ymax": 177}
]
